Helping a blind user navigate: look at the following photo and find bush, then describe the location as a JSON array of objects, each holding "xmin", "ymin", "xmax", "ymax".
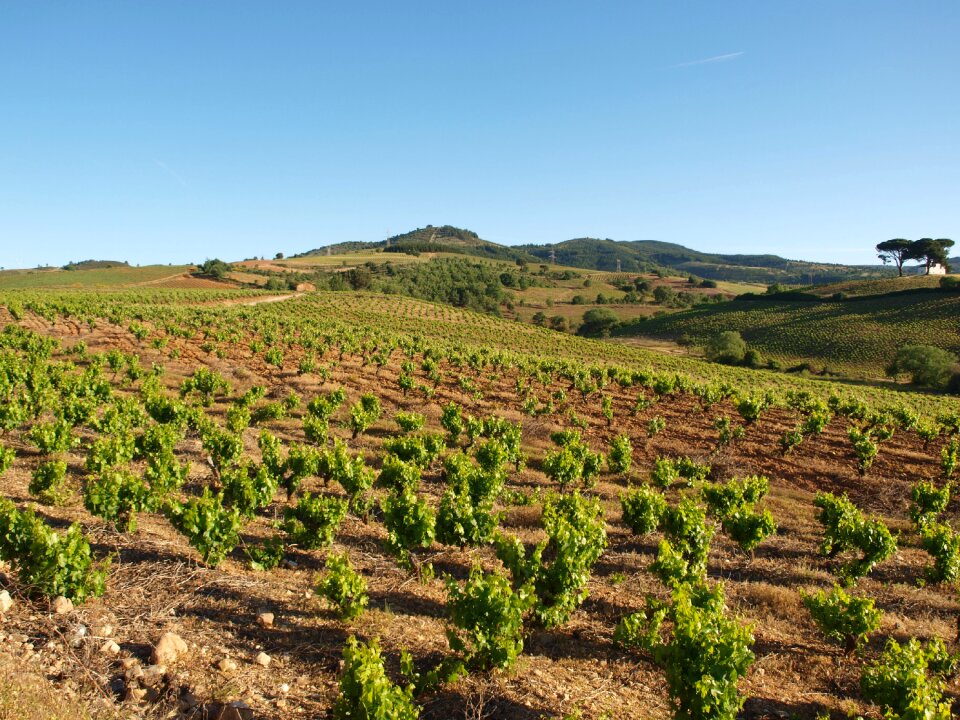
[
  {"xmin": 910, "ymin": 480, "xmax": 951, "ymax": 529},
  {"xmin": 317, "ymin": 552, "xmax": 368, "ymax": 620},
  {"xmin": 333, "ymin": 637, "xmax": 419, "ymax": 720},
  {"xmin": 577, "ymin": 308, "xmax": 619, "ymax": 338},
  {"xmin": 801, "ymin": 585, "xmax": 881, "ymax": 651},
  {"xmin": 84, "ymin": 469, "xmax": 151, "ymax": 531},
  {"xmin": 814, "ymin": 492, "xmax": 897, "ymax": 584},
  {"xmin": 495, "ymin": 491, "xmax": 606, "ymax": 628},
  {"xmin": 620, "ymin": 485, "xmax": 667, "ymax": 535},
  {"xmin": 165, "ymin": 488, "xmax": 243, "ymax": 566},
  {"xmin": 615, "ymin": 582, "xmax": 754, "ymax": 720},
  {"xmin": 861, "ymin": 637, "xmax": 955, "ymax": 720},
  {"xmin": 283, "ymin": 493, "xmax": 348, "ymax": 550},
  {"xmin": 382, "ymin": 488, "xmax": 435, "ymax": 567},
  {"xmin": 704, "ymin": 331, "xmax": 747, "ymax": 365},
  {"xmin": 30, "ymin": 460, "xmax": 69, "ymax": 504},
  {"xmin": 445, "ymin": 566, "xmax": 532, "ymax": 670},
  {"xmin": 394, "ymin": 411, "xmax": 425, "ymax": 433},
  {"xmin": 886, "ymin": 345, "xmax": 958, "ymax": 389},
  {"xmin": 651, "ymin": 498, "xmax": 715, "ymax": 585},
  {"xmin": 608, "ymin": 434, "xmax": 633, "ymax": 474},
  {"xmin": 0, "ymin": 499, "xmax": 110, "ymax": 602},
  {"xmin": 919, "ymin": 522, "xmax": 960, "ymax": 584},
  {"xmin": 350, "ymin": 393, "xmax": 382, "ymax": 437}
]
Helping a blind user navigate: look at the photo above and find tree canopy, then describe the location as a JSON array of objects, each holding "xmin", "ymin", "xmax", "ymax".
[{"xmin": 878, "ymin": 238, "xmax": 954, "ymax": 276}]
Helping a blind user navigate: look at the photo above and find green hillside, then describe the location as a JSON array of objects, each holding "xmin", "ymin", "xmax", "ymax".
[
  {"xmin": 615, "ymin": 285, "xmax": 960, "ymax": 374},
  {"xmin": 0, "ymin": 264, "xmax": 193, "ymax": 289},
  {"xmin": 294, "ymin": 224, "xmax": 538, "ymax": 264},
  {"xmin": 516, "ymin": 237, "xmax": 894, "ymax": 284}
]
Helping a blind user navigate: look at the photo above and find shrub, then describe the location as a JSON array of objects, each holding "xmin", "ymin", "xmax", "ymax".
[
  {"xmin": 848, "ymin": 427, "xmax": 878, "ymax": 475},
  {"xmin": 919, "ymin": 522, "xmax": 960, "ymax": 584},
  {"xmin": 910, "ymin": 480, "xmax": 951, "ymax": 529},
  {"xmin": 333, "ymin": 637, "xmax": 419, "ymax": 720},
  {"xmin": 440, "ymin": 402, "xmax": 464, "ymax": 441},
  {"xmin": 0, "ymin": 499, "xmax": 110, "ymax": 602},
  {"xmin": 84, "ymin": 469, "xmax": 151, "ymax": 531},
  {"xmin": 714, "ymin": 416, "xmax": 745, "ymax": 449},
  {"xmin": 495, "ymin": 491, "xmax": 606, "ymax": 628},
  {"xmin": 382, "ymin": 488, "xmax": 435, "ymax": 567},
  {"xmin": 382, "ymin": 433, "xmax": 446, "ymax": 468},
  {"xmin": 942, "ymin": 437, "xmax": 958, "ymax": 479},
  {"xmin": 647, "ymin": 415, "xmax": 666, "ymax": 437},
  {"xmin": 651, "ymin": 498, "xmax": 715, "ymax": 585},
  {"xmin": 165, "ymin": 488, "xmax": 243, "ymax": 566},
  {"xmin": 221, "ymin": 462, "xmax": 278, "ymax": 518},
  {"xmin": 620, "ymin": 485, "xmax": 667, "ymax": 535},
  {"xmin": 615, "ymin": 582, "xmax": 754, "ymax": 720},
  {"xmin": 651, "ymin": 456, "xmax": 679, "ymax": 488},
  {"xmin": 349, "ymin": 393, "xmax": 382, "ymax": 437},
  {"xmin": 394, "ymin": 411, "xmax": 425, "ymax": 433},
  {"xmin": 704, "ymin": 331, "xmax": 747, "ymax": 365},
  {"xmin": 814, "ymin": 492, "xmax": 897, "ymax": 584},
  {"xmin": 608, "ymin": 434, "xmax": 633, "ymax": 474},
  {"xmin": 317, "ymin": 552, "xmax": 368, "ymax": 620},
  {"xmin": 436, "ymin": 485, "xmax": 497, "ymax": 549},
  {"xmin": 861, "ymin": 637, "xmax": 955, "ymax": 720},
  {"xmin": 283, "ymin": 493, "xmax": 348, "ymax": 550},
  {"xmin": 30, "ymin": 460, "xmax": 69, "ymax": 504},
  {"xmin": 886, "ymin": 344, "xmax": 957, "ymax": 389},
  {"xmin": 180, "ymin": 367, "xmax": 230, "ymax": 406},
  {"xmin": 378, "ymin": 455, "xmax": 422, "ymax": 493},
  {"xmin": 445, "ymin": 566, "xmax": 532, "ymax": 670},
  {"xmin": 801, "ymin": 585, "xmax": 881, "ymax": 651}
]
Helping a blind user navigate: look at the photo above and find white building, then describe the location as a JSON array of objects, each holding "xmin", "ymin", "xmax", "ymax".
[{"xmin": 930, "ymin": 263, "xmax": 947, "ymax": 275}]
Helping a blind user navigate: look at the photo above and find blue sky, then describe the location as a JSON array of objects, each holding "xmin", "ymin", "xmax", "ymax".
[{"xmin": 2, "ymin": 2, "xmax": 957, "ymax": 269}]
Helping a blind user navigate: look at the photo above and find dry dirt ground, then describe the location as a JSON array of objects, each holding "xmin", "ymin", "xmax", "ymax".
[{"xmin": 0, "ymin": 308, "xmax": 957, "ymax": 720}]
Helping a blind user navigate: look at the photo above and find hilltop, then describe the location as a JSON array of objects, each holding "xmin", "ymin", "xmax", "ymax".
[
  {"xmin": 293, "ymin": 227, "xmax": 900, "ymax": 285},
  {"xmin": 294, "ymin": 224, "xmax": 539, "ymax": 264}
]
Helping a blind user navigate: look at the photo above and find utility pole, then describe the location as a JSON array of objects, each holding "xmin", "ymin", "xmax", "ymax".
[{"xmin": 616, "ymin": 258, "xmax": 622, "ymax": 273}]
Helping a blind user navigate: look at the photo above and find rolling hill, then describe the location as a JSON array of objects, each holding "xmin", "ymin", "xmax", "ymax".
[
  {"xmin": 293, "ymin": 227, "xmax": 900, "ymax": 285},
  {"xmin": 615, "ymin": 281, "xmax": 960, "ymax": 375},
  {"xmin": 514, "ymin": 237, "xmax": 896, "ymax": 284}
]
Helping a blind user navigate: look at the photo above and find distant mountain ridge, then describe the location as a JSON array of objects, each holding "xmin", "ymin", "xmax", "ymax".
[{"xmin": 293, "ymin": 225, "xmax": 900, "ymax": 285}]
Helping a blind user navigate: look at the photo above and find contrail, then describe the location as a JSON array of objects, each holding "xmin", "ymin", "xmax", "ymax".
[
  {"xmin": 155, "ymin": 159, "xmax": 189, "ymax": 188},
  {"xmin": 671, "ymin": 51, "xmax": 744, "ymax": 68}
]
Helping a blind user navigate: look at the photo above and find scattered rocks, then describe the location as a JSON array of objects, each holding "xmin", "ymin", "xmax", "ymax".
[
  {"xmin": 255, "ymin": 651, "xmax": 271, "ymax": 667},
  {"xmin": 152, "ymin": 631, "xmax": 188, "ymax": 665},
  {"xmin": 140, "ymin": 664, "xmax": 167, "ymax": 688},
  {"xmin": 0, "ymin": 590, "xmax": 12, "ymax": 613},
  {"xmin": 256, "ymin": 611, "xmax": 274, "ymax": 628},
  {"xmin": 217, "ymin": 657, "xmax": 238, "ymax": 674},
  {"xmin": 51, "ymin": 596, "xmax": 73, "ymax": 615},
  {"xmin": 125, "ymin": 686, "xmax": 147, "ymax": 703},
  {"xmin": 100, "ymin": 639, "xmax": 121, "ymax": 655}
]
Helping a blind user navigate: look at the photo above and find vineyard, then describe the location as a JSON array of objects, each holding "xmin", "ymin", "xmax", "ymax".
[
  {"xmin": 617, "ymin": 289, "xmax": 960, "ymax": 375},
  {"xmin": 0, "ymin": 287, "xmax": 959, "ymax": 719}
]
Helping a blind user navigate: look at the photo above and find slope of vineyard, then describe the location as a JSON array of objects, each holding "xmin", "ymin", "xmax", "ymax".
[
  {"xmin": 0, "ymin": 265, "xmax": 195, "ymax": 290},
  {"xmin": 616, "ymin": 289, "xmax": 960, "ymax": 375},
  {"xmin": 0, "ymin": 288, "xmax": 957, "ymax": 720}
]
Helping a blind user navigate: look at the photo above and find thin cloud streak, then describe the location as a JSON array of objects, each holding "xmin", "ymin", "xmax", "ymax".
[
  {"xmin": 671, "ymin": 51, "xmax": 744, "ymax": 68},
  {"xmin": 154, "ymin": 159, "xmax": 189, "ymax": 188}
]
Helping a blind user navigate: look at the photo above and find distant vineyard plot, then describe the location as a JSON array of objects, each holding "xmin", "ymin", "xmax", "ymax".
[{"xmin": 617, "ymin": 288, "xmax": 960, "ymax": 375}]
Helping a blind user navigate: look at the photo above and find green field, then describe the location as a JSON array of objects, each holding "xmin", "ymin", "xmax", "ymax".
[
  {"xmin": 616, "ymin": 288, "xmax": 960, "ymax": 375},
  {"xmin": 0, "ymin": 264, "xmax": 193, "ymax": 289}
]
